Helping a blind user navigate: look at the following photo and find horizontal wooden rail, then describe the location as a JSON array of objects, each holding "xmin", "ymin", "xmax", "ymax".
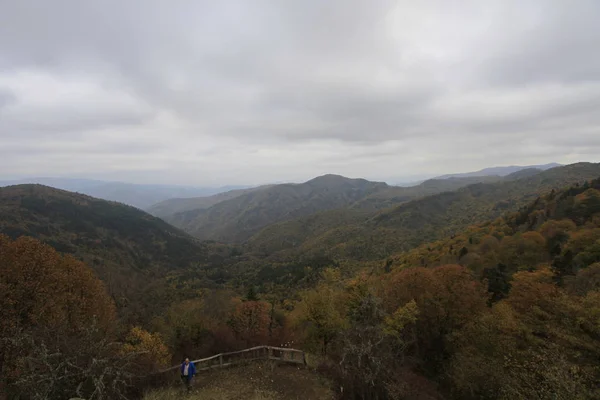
[{"xmin": 161, "ymin": 345, "xmax": 306, "ymax": 373}]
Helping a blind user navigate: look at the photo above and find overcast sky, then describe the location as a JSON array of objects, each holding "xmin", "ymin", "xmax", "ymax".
[{"xmin": 1, "ymin": 0, "xmax": 599, "ymax": 186}]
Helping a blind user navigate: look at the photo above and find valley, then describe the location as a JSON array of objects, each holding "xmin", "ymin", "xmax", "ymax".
[
  {"xmin": 2, "ymin": 162, "xmax": 600, "ymax": 399},
  {"xmin": 155, "ymin": 162, "xmax": 600, "ymax": 264},
  {"xmin": 4, "ymin": 3, "xmax": 597, "ymax": 398}
]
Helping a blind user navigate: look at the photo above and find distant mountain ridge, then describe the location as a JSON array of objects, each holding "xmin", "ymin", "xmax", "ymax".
[
  {"xmin": 0, "ymin": 177, "xmax": 246, "ymax": 209},
  {"xmin": 147, "ymin": 185, "xmax": 273, "ymax": 217},
  {"xmin": 435, "ymin": 162, "xmax": 561, "ymax": 179},
  {"xmin": 164, "ymin": 175, "xmax": 389, "ymax": 242},
  {"xmin": 2, "ymin": 162, "xmax": 598, "ymax": 323},
  {"xmin": 246, "ymin": 162, "xmax": 600, "ymax": 261},
  {"xmin": 352, "ymin": 175, "xmax": 505, "ymax": 211},
  {"xmin": 163, "ymin": 174, "xmax": 513, "ymax": 243},
  {"xmin": 1, "ymin": 163, "xmax": 561, "ymax": 210}
]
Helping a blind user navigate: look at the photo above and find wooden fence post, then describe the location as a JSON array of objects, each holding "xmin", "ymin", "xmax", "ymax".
[{"xmin": 159, "ymin": 345, "xmax": 307, "ymax": 374}]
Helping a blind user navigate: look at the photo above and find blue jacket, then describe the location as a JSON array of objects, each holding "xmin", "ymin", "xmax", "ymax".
[{"xmin": 180, "ymin": 361, "xmax": 196, "ymax": 377}]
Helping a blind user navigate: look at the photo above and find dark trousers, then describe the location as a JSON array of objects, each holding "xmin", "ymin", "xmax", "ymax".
[{"xmin": 181, "ymin": 375, "xmax": 193, "ymax": 391}]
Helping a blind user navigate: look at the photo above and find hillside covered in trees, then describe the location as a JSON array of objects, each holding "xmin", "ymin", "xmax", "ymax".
[
  {"xmin": 0, "ymin": 184, "xmax": 237, "ymax": 323},
  {"xmin": 246, "ymin": 162, "xmax": 600, "ymax": 261},
  {"xmin": 158, "ymin": 174, "xmax": 510, "ymax": 243},
  {"xmin": 0, "ymin": 236, "xmax": 171, "ymax": 399},
  {"xmin": 147, "ymin": 185, "xmax": 273, "ymax": 218},
  {"xmin": 162, "ymin": 175, "xmax": 390, "ymax": 242},
  {"xmin": 146, "ymin": 174, "xmax": 600, "ymax": 399},
  {"xmin": 2, "ymin": 164, "xmax": 600, "ymax": 399},
  {"xmin": 0, "ymin": 177, "xmax": 241, "ymax": 209}
]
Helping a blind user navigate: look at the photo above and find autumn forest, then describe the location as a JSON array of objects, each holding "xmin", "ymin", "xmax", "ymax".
[{"xmin": 1, "ymin": 163, "xmax": 600, "ymax": 399}]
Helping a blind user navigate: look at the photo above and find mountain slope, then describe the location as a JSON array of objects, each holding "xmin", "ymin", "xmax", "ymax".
[
  {"xmin": 0, "ymin": 177, "xmax": 242, "ymax": 209},
  {"xmin": 147, "ymin": 185, "xmax": 271, "ymax": 218},
  {"xmin": 245, "ymin": 175, "xmax": 509, "ymax": 257},
  {"xmin": 0, "ymin": 184, "xmax": 231, "ymax": 320},
  {"xmin": 165, "ymin": 174, "xmax": 508, "ymax": 243},
  {"xmin": 435, "ymin": 162, "xmax": 560, "ymax": 179},
  {"xmin": 352, "ymin": 175, "xmax": 505, "ymax": 211},
  {"xmin": 165, "ymin": 175, "xmax": 389, "ymax": 243},
  {"xmin": 247, "ymin": 162, "xmax": 600, "ymax": 261},
  {"xmin": 391, "ymin": 174, "xmax": 600, "ymax": 272}
]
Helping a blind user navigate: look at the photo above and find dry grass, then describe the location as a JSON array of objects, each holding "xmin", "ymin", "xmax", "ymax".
[
  {"xmin": 143, "ymin": 386, "xmax": 278, "ymax": 400},
  {"xmin": 143, "ymin": 362, "xmax": 334, "ymax": 400}
]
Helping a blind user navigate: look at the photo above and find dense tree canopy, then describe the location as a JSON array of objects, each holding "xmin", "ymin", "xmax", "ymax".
[
  {"xmin": 0, "ymin": 235, "xmax": 169, "ymax": 400},
  {"xmin": 2, "ymin": 171, "xmax": 600, "ymax": 399}
]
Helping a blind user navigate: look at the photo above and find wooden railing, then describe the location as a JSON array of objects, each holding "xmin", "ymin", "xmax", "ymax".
[{"xmin": 162, "ymin": 346, "xmax": 306, "ymax": 373}]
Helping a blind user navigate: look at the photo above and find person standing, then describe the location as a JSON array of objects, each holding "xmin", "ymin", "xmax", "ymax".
[{"xmin": 180, "ymin": 358, "xmax": 196, "ymax": 392}]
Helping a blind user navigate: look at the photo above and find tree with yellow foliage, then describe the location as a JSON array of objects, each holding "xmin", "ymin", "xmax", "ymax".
[
  {"xmin": 295, "ymin": 269, "xmax": 347, "ymax": 355},
  {"xmin": 122, "ymin": 327, "xmax": 171, "ymax": 371}
]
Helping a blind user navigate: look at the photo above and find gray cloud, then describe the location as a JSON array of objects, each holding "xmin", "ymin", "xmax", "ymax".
[
  {"xmin": 0, "ymin": 0, "xmax": 599, "ymax": 185},
  {"xmin": 0, "ymin": 89, "xmax": 16, "ymax": 110},
  {"xmin": 478, "ymin": 1, "xmax": 600, "ymax": 86}
]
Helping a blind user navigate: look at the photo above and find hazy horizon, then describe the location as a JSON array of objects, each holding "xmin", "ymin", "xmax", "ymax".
[
  {"xmin": 0, "ymin": 160, "xmax": 572, "ymax": 188},
  {"xmin": 1, "ymin": 1, "xmax": 599, "ymax": 186}
]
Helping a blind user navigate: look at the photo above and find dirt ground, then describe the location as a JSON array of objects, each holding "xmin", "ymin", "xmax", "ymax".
[{"xmin": 144, "ymin": 362, "xmax": 335, "ymax": 400}]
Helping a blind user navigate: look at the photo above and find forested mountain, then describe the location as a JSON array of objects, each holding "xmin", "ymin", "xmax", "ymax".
[
  {"xmin": 156, "ymin": 176, "xmax": 600, "ymax": 399},
  {"xmin": 351, "ymin": 175, "xmax": 505, "ymax": 211},
  {"xmin": 163, "ymin": 174, "xmax": 507, "ymax": 243},
  {"xmin": 344, "ymin": 175, "xmax": 600, "ymax": 399},
  {"xmin": 247, "ymin": 162, "xmax": 600, "ymax": 260},
  {"xmin": 0, "ymin": 177, "xmax": 241, "ymax": 209},
  {"xmin": 5, "ymin": 164, "xmax": 593, "ymax": 304},
  {"xmin": 392, "ymin": 175, "xmax": 600, "ymax": 276},
  {"xmin": 147, "ymin": 185, "xmax": 272, "ymax": 217},
  {"xmin": 435, "ymin": 162, "xmax": 561, "ymax": 179},
  {"xmin": 3, "ymin": 165, "xmax": 600, "ymax": 399},
  {"xmin": 164, "ymin": 175, "xmax": 389, "ymax": 242},
  {"xmin": 0, "ymin": 184, "xmax": 234, "ymax": 321}
]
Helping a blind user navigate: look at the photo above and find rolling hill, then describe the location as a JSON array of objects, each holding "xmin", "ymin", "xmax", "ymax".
[
  {"xmin": 4, "ymin": 163, "xmax": 596, "ymax": 318},
  {"xmin": 164, "ymin": 175, "xmax": 389, "ymax": 242},
  {"xmin": 390, "ymin": 174, "xmax": 600, "ymax": 272},
  {"xmin": 0, "ymin": 184, "xmax": 233, "ymax": 321},
  {"xmin": 352, "ymin": 175, "xmax": 505, "ymax": 211},
  {"xmin": 163, "ymin": 174, "xmax": 509, "ymax": 243},
  {"xmin": 434, "ymin": 162, "xmax": 561, "ymax": 179},
  {"xmin": 0, "ymin": 177, "xmax": 244, "ymax": 209},
  {"xmin": 147, "ymin": 185, "xmax": 272, "ymax": 218},
  {"xmin": 246, "ymin": 162, "xmax": 600, "ymax": 261}
]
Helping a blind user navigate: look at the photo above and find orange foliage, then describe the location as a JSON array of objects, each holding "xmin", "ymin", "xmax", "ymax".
[
  {"xmin": 380, "ymin": 265, "xmax": 488, "ymax": 375},
  {"xmin": 539, "ymin": 219, "xmax": 576, "ymax": 240},
  {"xmin": 478, "ymin": 235, "xmax": 500, "ymax": 254},
  {"xmin": 0, "ymin": 235, "xmax": 117, "ymax": 397},
  {"xmin": 565, "ymin": 228, "xmax": 600, "ymax": 254},
  {"xmin": 382, "ymin": 265, "xmax": 488, "ymax": 342},
  {"xmin": 507, "ymin": 267, "xmax": 560, "ymax": 314},
  {"xmin": 122, "ymin": 326, "xmax": 171, "ymax": 370},
  {"xmin": 567, "ymin": 262, "xmax": 600, "ymax": 296},
  {"xmin": 498, "ymin": 232, "xmax": 548, "ymax": 270},
  {"xmin": 228, "ymin": 300, "xmax": 271, "ymax": 347},
  {"xmin": 0, "ymin": 235, "xmax": 116, "ymax": 337}
]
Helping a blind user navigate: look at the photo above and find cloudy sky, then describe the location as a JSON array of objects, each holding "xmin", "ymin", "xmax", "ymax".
[{"xmin": 1, "ymin": 0, "xmax": 599, "ymax": 185}]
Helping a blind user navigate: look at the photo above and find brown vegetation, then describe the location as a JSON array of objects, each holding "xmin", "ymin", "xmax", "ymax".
[{"xmin": 3, "ymin": 165, "xmax": 600, "ymax": 399}]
